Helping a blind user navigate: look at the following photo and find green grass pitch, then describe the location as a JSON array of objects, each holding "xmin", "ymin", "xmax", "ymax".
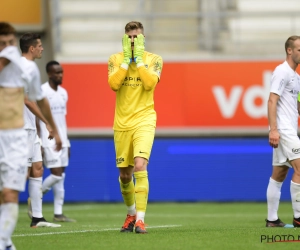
[{"xmin": 13, "ymin": 202, "xmax": 300, "ymax": 250}]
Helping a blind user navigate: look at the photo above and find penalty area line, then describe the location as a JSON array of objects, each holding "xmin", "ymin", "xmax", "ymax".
[{"xmin": 13, "ymin": 224, "xmax": 181, "ymax": 237}]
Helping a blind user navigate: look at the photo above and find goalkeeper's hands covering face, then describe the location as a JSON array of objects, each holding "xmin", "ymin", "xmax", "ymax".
[
  {"xmin": 122, "ymin": 34, "xmax": 132, "ymax": 65},
  {"xmin": 134, "ymin": 34, "xmax": 145, "ymax": 65}
]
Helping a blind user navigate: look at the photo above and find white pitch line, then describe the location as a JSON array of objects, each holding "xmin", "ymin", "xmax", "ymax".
[
  {"xmin": 19, "ymin": 205, "xmax": 97, "ymax": 212},
  {"xmin": 13, "ymin": 225, "xmax": 181, "ymax": 237},
  {"xmin": 53, "ymin": 213, "xmax": 291, "ymax": 218}
]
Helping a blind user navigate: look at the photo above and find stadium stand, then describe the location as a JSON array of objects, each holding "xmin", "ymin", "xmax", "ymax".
[
  {"xmin": 49, "ymin": 0, "xmax": 300, "ymax": 62},
  {"xmin": 223, "ymin": 0, "xmax": 300, "ymax": 56}
]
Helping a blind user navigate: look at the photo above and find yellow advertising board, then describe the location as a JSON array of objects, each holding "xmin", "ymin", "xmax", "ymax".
[{"xmin": 0, "ymin": 0, "xmax": 44, "ymax": 31}]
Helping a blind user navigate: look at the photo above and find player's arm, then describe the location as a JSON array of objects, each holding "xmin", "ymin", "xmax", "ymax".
[
  {"xmin": 298, "ymin": 93, "xmax": 300, "ymax": 116},
  {"xmin": 0, "ymin": 57, "xmax": 10, "ymax": 71},
  {"xmin": 67, "ymin": 139, "xmax": 71, "ymax": 159},
  {"xmin": 36, "ymin": 117, "xmax": 41, "ymax": 137},
  {"xmin": 108, "ymin": 35, "xmax": 132, "ymax": 91},
  {"xmin": 268, "ymin": 71, "xmax": 287, "ymax": 148},
  {"xmin": 137, "ymin": 66, "xmax": 158, "ymax": 91},
  {"xmin": 35, "ymin": 117, "xmax": 44, "ymax": 158},
  {"xmin": 108, "ymin": 55, "xmax": 127, "ymax": 91},
  {"xmin": 24, "ymin": 97, "xmax": 54, "ymax": 139},
  {"xmin": 268, "ymin": 92, "xmax": 280, "ymax": 148},
  {"xmin": 134, "ymin": 34, "xmax": 162, "ymax": 91},
  {"xmin": 0, "ymin": 46, "xmax": 22, "ymax": 71},
  {"xmin": 36, "ymin": 98, "xmax": 62, "ymax": 151},
  {"xmin": 137, "ymin": 55, "xmax": 163, "ymax": 91}
]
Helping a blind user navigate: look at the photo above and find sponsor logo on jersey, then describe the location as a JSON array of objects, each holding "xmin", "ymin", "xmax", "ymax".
[
  {"xmin": 289, "ymin": 89, "xmax": 299, "ymax": 95},
  {"xmin": 116, "ymin": 157, "xmax": 125, "ymax": 165},
  {"xmin": 46, "ymin": 159, "xmax": 59, "ymax": 164},
  {"xmin": 124, "ymin": 77, "xmax": 141, "ymax": 82}
]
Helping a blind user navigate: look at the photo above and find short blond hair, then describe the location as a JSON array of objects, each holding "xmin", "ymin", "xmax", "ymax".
[
  {"xmin": 125, "ymin": 21, "xmax": 144, "ymax": 33},
  {"xmin": 285, "ymin": 35, "xmax": 300, "ymax": 54}
]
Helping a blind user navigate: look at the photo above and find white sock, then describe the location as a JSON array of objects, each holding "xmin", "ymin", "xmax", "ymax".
[
  {"xmin": 267, "ymin": 177, "xmax": 282, "ymax": 221},
  {"xmin": 29, "ymin": 177, "xmax": 43, "ymax": 218},
  {"xmin": 42, "ymin": 174, "xmax": 62, "ymax": 194},
  {"xmin": 0, "ymin": 203, "xmax": 18, "ymax": 250},
  {"xmin": 5, "ymin": 237, "xmax": 12, "ymax": 248},
  {"xmin": 53, "ymin": 173, "xmax": 65, "ymax": 215},
  {"xmin": 136, "ymin": 211, "xmax": 145, "ymax": 223},
  {"xmin": 127, "ymin": 204, "xmax": 136, "ymax": 216},
  {"xmin": 291, "ymin": 180, "xmax": 300, "ymax": 218}
]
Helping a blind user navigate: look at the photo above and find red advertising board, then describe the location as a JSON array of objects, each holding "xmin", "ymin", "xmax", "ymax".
[{"xmin": 61, "ymin": 61, "xmax": 298, "ymax": 130}]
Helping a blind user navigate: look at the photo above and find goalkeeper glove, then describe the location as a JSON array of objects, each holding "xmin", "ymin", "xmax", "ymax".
[
  {"xmin": 134, "ymin": 34, "xmax": 145, "ymax": 65},
  {"xmin": 122, "ymin": 34, "xmax": 132, "ymax": 65}
]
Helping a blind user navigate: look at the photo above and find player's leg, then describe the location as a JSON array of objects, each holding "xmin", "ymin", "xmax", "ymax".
[
  {"xmin": 0, "ymin": 189, "xmax": 19, "ymax": 250},
  {"xmin": 132, "ymin": 125, "xmax": 155, "ymax": 234},
  {"xmin": 28, "ymin": 161, "xmax": 43, "ymax": 219},
  {"xmin": 42, "ymin": 147, "xmax": 63, "ymax": 194},
  {"xmin": 41, "ymin": 147, "xmax": 67, "ymax": 222},
  {"xmin": 51, "ymin": 167, "xmax": 68, "ymax": 222},
  {"xmin": 119, "ymin": 166, "xmax": 135, "ymax": 212},
  {"xmin": 29, "ymin": 155, "xmax": 61, "ymax": 228},
  {"xmin": 119, "ymin": 166, "xmax": 135, "ymax": 232},
  {"xmin": 51, "ymin": 167, "xmax": 64, "ymax": 219},
  {"xmin": 26, "ymin": 129, "xmax": 35, "ymax": 219},
  {"xmin": 133, "ymin": 158, "xmax": 149, "ymax": 234},
  {"xmin": 266, "ymin": 165, "xmax": 289, "ymax": 227},
  {"xmin": 115, "ymin": 130, "xmax": 136, "ymax": 232},
  {"xmin": 266, "ymin": 130, "xmax": 294, "ymax": 228},
  {"xmin": 27, "ymin": 134, "xmax": 43, "ymax": 221},
  {"xmin": 0, "ymin": 129, "xmax": 27, "ymax": 249},
  {"xmin": 289, "ymin": 158, "xmax": 300, "ymax": 227},
  {"xmin": 275, "ymin": 130, "xmax": 300, "ymax": 227},
  {"xmin": 50, "ymin": 147, "xmax": 75, "ymax": 222}
]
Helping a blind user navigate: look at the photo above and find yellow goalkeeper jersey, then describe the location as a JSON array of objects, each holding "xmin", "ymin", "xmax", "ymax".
[{"xmin": 108, "ymin": 51, "xmax": 163, "ymax": 131}]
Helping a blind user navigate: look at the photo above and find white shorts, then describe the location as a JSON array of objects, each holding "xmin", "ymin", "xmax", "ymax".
[
  {"xmin": 0, "ymin": 128, "xmax": 28, "ymax": 192},
  {"xmin": 43, "ymin": 147, "xmax": 69, "ymax": 168},
  {"xmin": 272, "ymin": 129, "xmax": 300, "ymax": 167},
  {"xmin": 26, "ymin": 129, "xmax": 42, "ymax": 166}
]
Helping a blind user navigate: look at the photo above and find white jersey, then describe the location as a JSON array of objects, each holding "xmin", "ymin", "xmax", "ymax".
[
  {"xmin": 0, "ymin": 46, "xmax": 25, "ymax": 88},
  {"xmin": 23, "ymin": 105, "xmax": 36, "ymax": 130},
  {"xmin": 20, "ymin": 57, "xmax": 41, "ymax": 130},
  {"xmin": 0, "ymin": 46, "xmax": 43, "ymax": 101},
  {"xmin": 40, "ymin": 82, "xmax": 68, "ymax": 147},
  {"xmin": 270, "ymin": 61, "xmax": 300, "ymax": 131}
]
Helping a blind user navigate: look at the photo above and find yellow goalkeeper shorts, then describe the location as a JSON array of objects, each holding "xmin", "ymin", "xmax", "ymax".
[{"xmin": 114, "ymin": 125, "xmax": 155, "ymax": 167}]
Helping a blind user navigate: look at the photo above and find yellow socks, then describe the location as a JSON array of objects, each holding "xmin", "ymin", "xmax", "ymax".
[
  {"xmin": 119, "ymin": 171, "xmax": 149, "ymax": 221},
  {"xmin": 119, "ymin": 177, "xmax": 135, "ymax": 207},
  {"xmin": 134, "ymin": 171, "xmax": 149, "ymax": 213}
]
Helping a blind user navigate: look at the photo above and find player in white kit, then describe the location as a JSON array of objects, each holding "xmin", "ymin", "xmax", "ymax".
[
  {"xmin": 39, "ymin": 60, "xmax": 75, "ymax": 222},
  {"xmin": 19, "ymin": 33, "xmax": 61, "ymax": 228},
  {"xmin": 266, "ymin": 35, "xmax": 300, "ymax": 228},
  {"xmin": 0, "ymin": 22, "xmax": 62, "ymax": 250}
]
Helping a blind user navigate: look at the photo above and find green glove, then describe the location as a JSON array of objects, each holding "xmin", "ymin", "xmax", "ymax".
[
  {"xmin": 134, "ymin": 34, "xmax": 145, "ymax": 64},
  {"xmin": 122, "ymin": 34, "xmax": 132, "ymax": 65}
]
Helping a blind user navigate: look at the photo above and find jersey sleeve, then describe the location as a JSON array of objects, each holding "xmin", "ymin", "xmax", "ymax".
[
  {"xmin": 270, "ymin": 67, "xmax": 287, "ymax": 96},
  {"xmin": 0, "ymin": 46, "xmax": 21, "ymax": 65},
  {"xmin": 149, "ymin": 55, "xmax": 163, "ymax": 80},
  {"xmin": 108, "ymin": 53, "xmax": 127, "ymax": 91},
  {"xmin": 0, "ymin": 46, "xmax": 29, "ymax": 82},
  {"xmin": 108, "ymin": 54, "xmax": 120, "ymax": 77}
]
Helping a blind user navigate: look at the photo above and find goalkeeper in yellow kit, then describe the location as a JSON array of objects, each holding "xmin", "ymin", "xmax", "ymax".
[{"xmin": 108, "ymin": 21, "xmax": 163, "ymax": 234}]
